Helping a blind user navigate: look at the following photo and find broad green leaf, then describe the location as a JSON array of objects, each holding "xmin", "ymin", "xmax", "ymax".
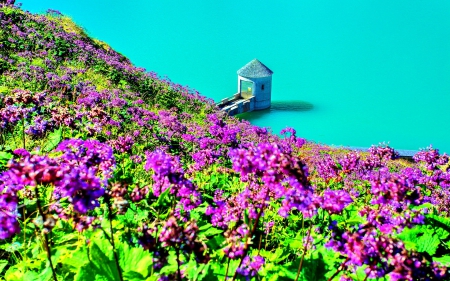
[
  {"xmin": 397, "ymin": 226, "xmax": 423, "ymax": 250},
  {"xmin": 398, "ymin": 225, "xmax": 440, "ymax": 255},
  {"xmin": 152, "ymin": 186, "xmax": 171, "ymax": 209},
  {"xmin": 122, "ymin": 271, "xmax": 145, "ymax": 281},
  {"xmin": 74, "ymin": 265, "xmax": 110, "ymax": 281},
  {"xmin": 417, "ymin": 233, "xmax": 440, "ymax": 256},
  {"xmin": 0, "ymin": 85, "xmax": 8, "ymax": 94},
  {"xmin": 434, "ymin": 256, "xmax": 450, "ymax": 266},
  {"xmin": 0, "ymin": 151, "xmax": 12, "ymax": 170},
  {"xmin": 288, "ymin": 232, "xmax": 304, "ymax": 250},
  {"xmin": 428, "ymin": 214, "xmax": 450, "ymax": 239},
  {"xmin": 192, "ymin": 263, "xmax": 210, "ymax": 281},
  {"xmin": 58, "ymin": 246, "xmax": 89, "ymax": 272},
  {"xmin": 5, "ymin": 266, "xmax": 39, "ymax": 281},
  {"xmin": 0, "ymin": 151, "xmax": 12, "ymax": 161},
  {"xmin": 159, "ymin": 251, "xmax": 179, "ymax": 276},
  {"xmin": 91, "ymin": 232, "xmax": 114, "ymax": 260},
  {"xmin": 269, "ymin": 248, "xmax": 284, "ymax": 262},
  {"xmin": 199, "ymin": 225, "xmax": 223, "ymax": 237},
  {"xmin": 38, "ymin": 265, "xmax": 53, "ymax": 281},
  {"xmin": 278, "ymin": 262, "xmax": 298, "ymax": 280},
  {"xmin": 43, "ymin": 127, "xmax": 62, "ymax": 152},
  {"xmin": 74, "ymin": 236, "xmax": 121, "ymax": 281},
  {"xmin": 205, "ymin": 234, "xmax": 225, "ymax": 251},
  {"xmin": 0, "ymin": 259, "xmax": 8, "ymax": 275},
  {"xmin": 268, "ymin": 274, "xmax": 280, "ymax": 281},
  {"xmin": 90, "ymin": 243, "xmax": 119, "ymax": 277},
  {"xmin": 118, "ymin": 242, "xmax": 152, "ymax": 278}
]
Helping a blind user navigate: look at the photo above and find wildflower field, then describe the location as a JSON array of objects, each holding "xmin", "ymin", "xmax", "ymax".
[{"xmin": 1, "ymin": 3, "xmax": 450, "ymax": 280}]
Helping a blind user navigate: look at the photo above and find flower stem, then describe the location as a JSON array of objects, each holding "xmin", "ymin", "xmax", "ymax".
[
  {"xmin": 257, "ymin": 233, "xmax": 263, "ymax": 255},
  {"xmin": 294, "ymin": 224, "xmax": 312, "ymax": 281},
  {"xmin": 224, "ymin": 257, "xmax": 231, "ymax": 281},
  {"xmin": 327, "ymin": 257, "xmax": 350, "ymax": 281},
  {"xmin": 22, "ymin": 117, "xmax": 25, "ymax": 149},
  {"xmin": 176, "ymin": 246, "xmax": 182, "ymax": 281},
  {"xmin": 34, "ymin": 186, "xmax": 58, "ymax": 281},
  {"xmin": 231, "ymin": 205, "xmax": 265, "ymax": 281},
  {"xmin": 106, "ymin": 198, "xmax": 124, "ymax": 281},
  {"xmin": 362, "ymin": 269, "xmax": 372, "ymax": 281}
]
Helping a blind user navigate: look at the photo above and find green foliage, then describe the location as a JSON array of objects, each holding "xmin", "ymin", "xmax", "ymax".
[
  {"xmin": 0, "ymin": 151, "xmax": 12, "ymax": 171},
  {"xmin": 398, "ymin": 225, "xmax": 441, "ymax": 255},
  {"xmin": 43, "ymin": 128, "xmax": 62, "ymax": 153}
]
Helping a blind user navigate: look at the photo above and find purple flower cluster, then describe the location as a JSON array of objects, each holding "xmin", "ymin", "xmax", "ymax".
[
  {"xmin": 236, "ymin": 255, "xmax": 265, "ymax": 279},
  {"xmin": 0, "ymin": 192, "xmax": 20, "ymax": 239},
  {"xmin": 229, "ymin": 142, "xmax": 312, "ymax": 218},
  {"xmin": 364, "ymin": 144, "xmax": 400, "ymax": 169},
  {"xmin": 326, "ymin": 223, "xmax": 449, "ymax": 280},
  {"xmin": 369, "ymin": 167, "xmax": 423, "ymax": 207},
  {"xmin": 0, "ymin": 154, "xmax": 62, "ymax": 238},
  {"xmin": 159, "ymin": 217, "xmax": 206, "ymax": 256},
  {"xmin": 56, "ymin": 139, "xmax": 115, "ymax": 182},
  {"xmin": 280, "ymin": 127, "xmax": 306, "ymax": 151},
  {"xmin": 145, "ymin": 151, "xmax": 201, "ymax": 219},
  {"xmin": 108, "ymin": 135, "xmax": 135, "ymax": 154},
  {"xmin": 413, "ymin": 145, "xmax": 449, "ymax": 171},
  {"xmin": 147, "ymin": 216, "xmax": 209, "ymax": 279},
  {"xmin": 222, "ymin": 224, "xmax": 249, "ymax": 259},
  {"xmin": 321, "ymin": 189, "xmax": 353, "ymax": 214},
  {"xmin": 54, "ymin": 139, "xmax": 115, "ymax": 213}
]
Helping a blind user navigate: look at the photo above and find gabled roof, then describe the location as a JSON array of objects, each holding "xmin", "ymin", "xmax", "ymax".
[{"xmin": 237, "ymin": 59, "xmax": 273, "ymax": 78}]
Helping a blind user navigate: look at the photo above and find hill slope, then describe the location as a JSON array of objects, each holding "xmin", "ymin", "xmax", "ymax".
[{"xmin": 1, "ymin": 3, "xmax": 450, "ymax": 281}]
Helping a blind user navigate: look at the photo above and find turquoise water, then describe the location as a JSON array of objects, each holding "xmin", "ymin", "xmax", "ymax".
[{"xmin": 21, "ymin": 0, "xmax": 450, "ymax": 153}]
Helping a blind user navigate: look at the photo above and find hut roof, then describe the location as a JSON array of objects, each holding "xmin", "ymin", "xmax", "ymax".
[{"xmin": 237, "ymin": 59, "xmax": 273, "ymax": 78}]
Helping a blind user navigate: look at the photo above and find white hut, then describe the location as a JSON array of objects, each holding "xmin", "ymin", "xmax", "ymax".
[{"xmin": 237, "ymin": 59, "xmax": 273, "ymax": 110}]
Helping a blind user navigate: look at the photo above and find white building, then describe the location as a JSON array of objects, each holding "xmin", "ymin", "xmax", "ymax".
[{"xmin": 237, "ymin": 59, "xmax": 273, "ymax": 110}]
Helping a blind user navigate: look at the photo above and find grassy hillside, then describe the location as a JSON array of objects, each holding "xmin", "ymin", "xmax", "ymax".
[{"xmin": 1, "ymin": 3, "xmax": 450, "ymax": 281}]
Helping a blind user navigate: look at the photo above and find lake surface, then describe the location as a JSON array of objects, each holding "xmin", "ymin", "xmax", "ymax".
[{"xmin": 21, "ymin": 0, "xmax": 450, "ymax": 153}]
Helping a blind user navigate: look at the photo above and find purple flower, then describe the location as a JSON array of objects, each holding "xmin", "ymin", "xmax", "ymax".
[
  {"xmin": 413, "ymin": 145, "xmax": 449, "ymax": 171},
  {"xmin": 56, "ymin": 166, "xmax": 104, "ymax": 213},
  {"xmin": 0, "ymin": 193, "xmax": 20, "ymax": 239},
  {"xmin": 236, "ymin": 255, "xmax": 265, "ymax": 279},
  {"xmin": 56, "ymin": 139, "xmax": 115, "ymax": 182},
  {"xmin": 321, "ymin": 189, "xmax": 353, "ymax": 214},
  {"xmin": 145, "ymin": 151, "xmax": 201, "ymax": 218},
  {"xmin": 108, "ymin": 135, "xmax": 134, "ymax": 154},
  {"xmin": 13, "ymin": 148, "xmax": 30, "ymax": 158}
]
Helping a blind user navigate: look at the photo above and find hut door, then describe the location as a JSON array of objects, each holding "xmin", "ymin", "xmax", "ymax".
[{"xmin": 240, "ymin": 80, "xmax": 253, "ymax": 99}]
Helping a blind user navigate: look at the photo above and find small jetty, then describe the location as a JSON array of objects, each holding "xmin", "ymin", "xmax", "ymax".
[
  {"xmin": 345, "ymin": 146, "xmax": 418, "ymax": 160},
  {"xmin": 217, "ymin": 59, "xmax": 273, "ymax": 116}
]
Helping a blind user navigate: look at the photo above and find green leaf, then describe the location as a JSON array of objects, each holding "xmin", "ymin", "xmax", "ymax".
[
  {"xmin": 43, "ymin": 128, "xmax": 62, "ymax": 152},
  {"xmin": 122, "ymin": 271, "xmax": 145, "ymax": 281},
  {"xmin": 428, "ymin": 214, "xmax": 450, "ymax": 240},
  {"xmin": 0, "ymin": 151, "xmax": 13, "ymax": 170},
  {"xmin": 74, "ymin": 235, "xmax": 121, "ymax": 281},
  {"xmin": 0, "ymin": 151, "xmax": 12, "ymax": 161},
  {"xmin": 38, "ymin": 265, "xmax": 54, "ymax": 281},
  {"xmin": 152, "ymin": 186, "xmax": 171, "ymax": 210},
  {"xmin": 205, "ymin": 234, "xmax": 225, "ymax": 251},
  {"xmin": 434, "ymin": 256, "xmax": 450, "ymax": 266},
  {"xmin": 58, "ymin": 246, "xmax": 89, "ymax": 272},
  {"xmin": 74, "ymin": 265, "xmax": 109, "ymax": 281},
  {"xmin": 198, "ymin": 224, "xmax": 223, "ymax": 237},
  {"xmin": 0, "ymin": 260, "xmax": 8, "ymax": 275},
  {"xmin": 398, "ymin": 226, "xmax": 440, "ymax": 255},
  {"xmin": 118, "ymin": 242, "xmax": 152, "ymax": 278},
  {"xmin": 0, "ymin": 86, "xmax": 9, "ymax": 94},
  {"xmin": 417, "ymin": 233, "xmax": 440, "ymax": 256},
  {"xmin": 5, "ymin": 266, "xmax": 39, "ymax": 281},
  {"xmin": 269, "ymin": 248, "xmax": 284, "ymax": 263}
]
